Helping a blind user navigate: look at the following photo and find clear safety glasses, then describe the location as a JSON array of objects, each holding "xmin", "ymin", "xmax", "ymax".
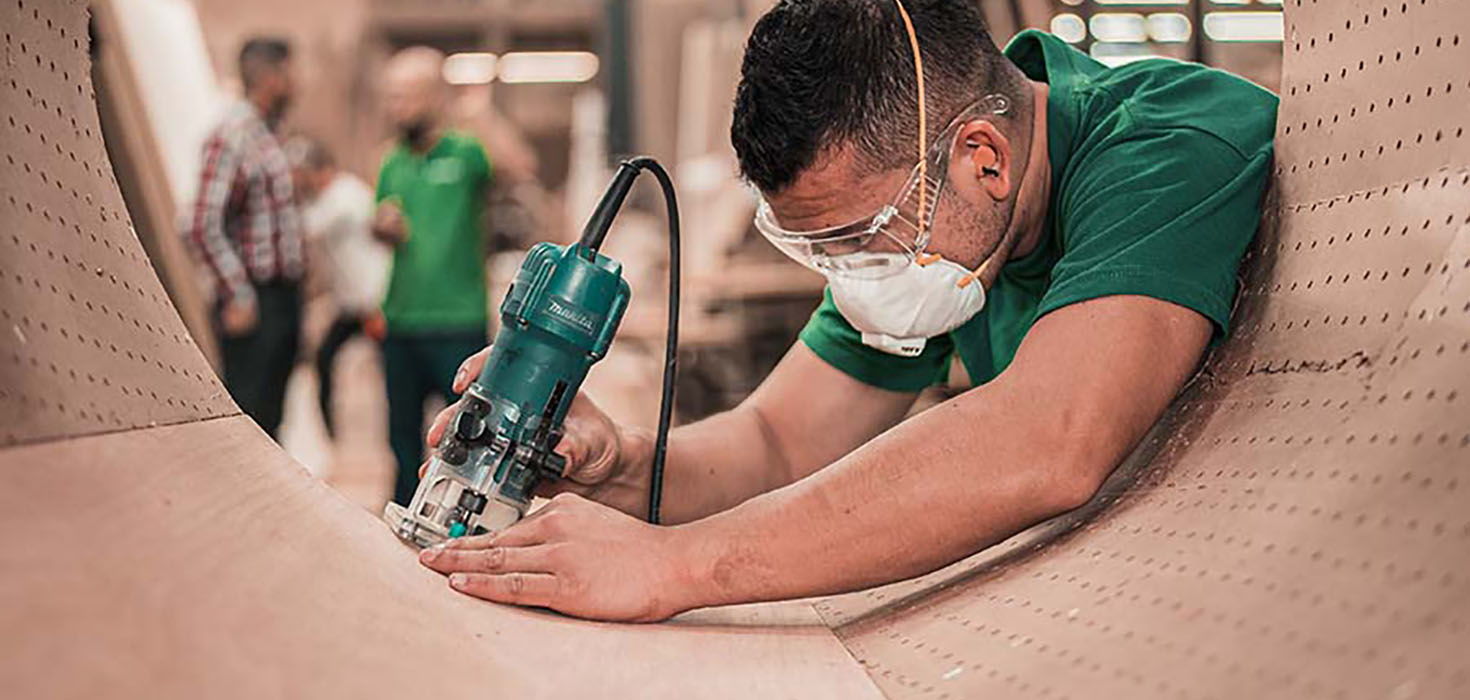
[{"xmin": 754, "ymin": 94, "xmax": 1011, "ymax": 280}]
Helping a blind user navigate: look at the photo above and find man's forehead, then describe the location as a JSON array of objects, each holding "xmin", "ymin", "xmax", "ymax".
[
  {"xmin": 763, "ymin": 147, "xmax": 905, "ymax": 232},
  {"xmin": 384, "ymin": 55, "xmax": 444, "ymax": 90}
]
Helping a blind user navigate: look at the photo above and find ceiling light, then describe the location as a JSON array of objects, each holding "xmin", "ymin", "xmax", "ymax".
[
  {"xmin": 1203, "ymin": 11, "xmax": 1284, "ymax": 41},
  {"xmin": 497, "ymin": 52, "xmax": 600, "ymax": 84},
  {"xmin": 1051, "ymin": 14, "xmax": 1087, "ymax": 44},
  {"xmin": 442, "ymin": 52, "xmax": 498, "ymax": 86}
]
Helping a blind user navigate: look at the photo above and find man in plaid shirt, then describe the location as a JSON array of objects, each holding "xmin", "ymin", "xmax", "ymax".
[{"xmin": 182, "ymin": 37, "xmax": 304, "ymax": 438}]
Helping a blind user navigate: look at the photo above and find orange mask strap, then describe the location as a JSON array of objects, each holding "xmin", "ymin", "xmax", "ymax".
[
  {"xmin": 916, "ymin": 251, "xmax": 992, "ymax": 289},
  {"xmin": 893, "ymin": 0, "xmax": 927, "ymax": 238},
  {"xmin": 898, "ymin": 2, "xmax": 986, "ymax": 289},
  {"xmin": 956, "ymin": 257, "xmax": 996, "ymax": 289}
]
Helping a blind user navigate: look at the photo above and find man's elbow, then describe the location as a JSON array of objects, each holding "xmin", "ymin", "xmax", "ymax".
[
  {"xmin": 1032, "ymin": 409, "xmax": 1124, "ymax": 515},
  {"xmin": 1037, "ymin": 464, "xmax": 1107, "ymax": 515}
]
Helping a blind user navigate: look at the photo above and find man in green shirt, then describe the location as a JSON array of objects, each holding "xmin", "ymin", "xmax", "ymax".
[
  {"xmin": 373, "ymin": 47, "xmax": 494, "ymax": 506},
  {"xmin": 416, "ymin": 0, "xmax": 1277, "ymax": 622}
]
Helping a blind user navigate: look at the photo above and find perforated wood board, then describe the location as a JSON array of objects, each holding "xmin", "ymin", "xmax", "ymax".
[
  {"xmin": 826, "ymin": 1, "xmax": 1470, "ymax": 697},
  {"xmin": 0, "ymin": 0, "xmax": 234, "ymax": 446},
  {"xmin": 2, "ymin": 0, "xmax": 1469, "ymax": 698}
]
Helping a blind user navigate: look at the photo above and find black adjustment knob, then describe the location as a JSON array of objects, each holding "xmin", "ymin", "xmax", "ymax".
[
  {"xmin": 441, "ymin": 441, "xmax": 469, "ymax": 466},
  {"xmin": 453, "ymin": 411, "xmax": 486, "ymax": 443},
  {"xmin": 539, "ymin": 451, "xmax": 567, "ymax": 481},
  {"xmin": 462, "ymin": 396, "xmax": 490, "ymax": 416},
  {"xmin": 457, "ymin": 489, "xmax": 489, "ymax": 515}
]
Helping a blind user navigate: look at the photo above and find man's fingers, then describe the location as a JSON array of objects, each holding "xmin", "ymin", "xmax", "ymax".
[
  {"xmin": 447, "ymin": 572, "xmax": 560, "ymax": 608},
  {"xmin": 481, "ymin": 510, "xmax": 554, "ymax": 548},
  {"xmin": 420, "ymin": 544, "xmax": 559, "ymax": 575},
  {"xmin": 424, "ymin": 405, "xmax": 456, "ymax": 448},
  {"xmin": 452, "ymin": 347, "xmax": 492, "ymax": 394},
  {"xmin": 438, "ymin": 532, "xmax": 498, "ymax": 550},
  {"xmin": 433, "ymin": 510, "xmax": 550, "ymax": 550}
]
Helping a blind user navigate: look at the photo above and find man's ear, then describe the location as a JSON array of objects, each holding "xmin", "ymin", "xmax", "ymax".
[{"xmin": 953, "ymin": 121, "xmax": 1013, "ymax": 202}]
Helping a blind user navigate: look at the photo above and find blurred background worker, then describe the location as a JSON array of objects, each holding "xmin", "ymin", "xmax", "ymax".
[
  {"xmin": 289, "ymin": 136, "xmax": 390, "ymax": 440},
  {"xmin": 373, "ymin": 47, "xmax": 499, "ymax": 506},
  {"xmin": 181, "ymin": 37, "xmax": 305, "ymax": 439}
]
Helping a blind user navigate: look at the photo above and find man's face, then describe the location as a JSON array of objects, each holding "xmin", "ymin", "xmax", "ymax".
[
  {"xmin": 261, "ymin": 60, "xmax": 297, "ymax": 122},
  {"xmin": 763, "ymin": 142, "xmax": 1009, "ymax": 271},
  {"xmin": 382, "ymin": 68, "xmax": 436, "ymax": 133}
]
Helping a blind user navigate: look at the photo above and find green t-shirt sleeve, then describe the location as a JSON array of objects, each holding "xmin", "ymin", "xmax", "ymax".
[
  {"xmin": 1039, "ymin": 127, "xmax": 1272, "ymax": 342},
  {"xmin": 374, "ymin": 152, "xmax": 396, "ymax": 204},
  {"xmin": 797, "ymin": 287, "xmax": 953, "ymax": 393},
  {"xmin": 465, "ymin": 137, "xmax": 493, "ymax": 188}
]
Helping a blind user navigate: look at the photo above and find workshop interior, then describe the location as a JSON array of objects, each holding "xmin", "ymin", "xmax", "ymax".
[{"xmin": 2, "ymin": 0, "xmax": 1468, "ymax": 697}]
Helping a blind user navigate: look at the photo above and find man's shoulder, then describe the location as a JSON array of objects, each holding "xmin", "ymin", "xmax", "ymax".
[
  {"xmin": 440, "ymin": 131, "xmax": 491, "ymax": 165},
  {"xmin": 1085, "ymin": 59, "xmax": 1278, "ymax": 159},
  {"xmin": 377, "ymin": 141, "xmax": 411, "ymax": 168},
  {"xmin": 333, "ymin": 173, "xmax": 373, "ymax": 196},
  {"xmin": 441, "ymin": 130, "xmax": 486, "ymax": 151},
  {"xmin": 325, "ymin": 174, "xmax": 375, "ymax": 209},
  {"xmin": 210, "ymin": 100, "xmax": 265, "ymax": 135}
]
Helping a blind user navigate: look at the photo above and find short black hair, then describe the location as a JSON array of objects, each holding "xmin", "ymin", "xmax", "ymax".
[
  {"xmin": 238, "ymin": 37, "xmax": 291, "ymax": 90},
  {"xmin": 731, "ymin": 0, "xmax": 1024, "ymax": 193}
]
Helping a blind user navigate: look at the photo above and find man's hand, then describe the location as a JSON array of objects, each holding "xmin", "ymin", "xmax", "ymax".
[
  {"xmin": 220, "ymin": 298, "xmax": 259, "ymax": 336},
  {"xmin": 372, "ymin": 200, "xmax": 409, "ymax": 246},
  {"xmin": 421, "ymin": 348, "xmax": 651, "ymax": 514},
  {"xmin": 418, "ymin": 493, "xmax": 700, "ymax": 622}
]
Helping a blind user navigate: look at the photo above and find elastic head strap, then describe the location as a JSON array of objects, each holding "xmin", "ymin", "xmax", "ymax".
[{"xmin": 892, "ymin": 0, "xmax": 927, "ymax": 238}]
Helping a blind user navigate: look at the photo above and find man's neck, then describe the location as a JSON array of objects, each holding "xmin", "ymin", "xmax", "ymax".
[
  {"xmin": 1005, "ymin": 81, "xmax": 1052, "ymax": 262},
  {"xmin": 247, "ymin": 92, "xmax": 278, "ymax": 130},
  {"xmin": 407, "ymin": 124, "xmax": 443, "ymax": 154}
]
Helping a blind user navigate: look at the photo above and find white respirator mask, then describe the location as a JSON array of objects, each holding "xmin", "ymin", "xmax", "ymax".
[{"xmin": 826, "ymin": 252, "xmax": 990, "ymax": 357}]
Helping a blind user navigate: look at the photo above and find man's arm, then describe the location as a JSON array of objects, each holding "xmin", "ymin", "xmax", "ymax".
[
  {"xmin": 620, "ymin": 343, "xmax": 920, "ymax": 523},
  {"xmin": 181, "ymin": 134, "xmax": 254, "ymax": 309},
  {"xmin": 426, "ymin": 341, "xmax": 916, "ymax": 524},
  {"xmin": 680, "ymin": 295, "xmax": 1211, "ymax": 604},
  {"xmin": 420, "ymin": 294, "xmax": 1212, "ymax": 621}
]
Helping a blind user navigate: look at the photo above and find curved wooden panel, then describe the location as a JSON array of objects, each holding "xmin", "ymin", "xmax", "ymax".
[
  {"xmin": 2, "ymin": 0, "xmax": 1467, "ymax": 698},
  {"xmin": 0, "ymin": 0, "xmax": 232, "ymax": 447}
]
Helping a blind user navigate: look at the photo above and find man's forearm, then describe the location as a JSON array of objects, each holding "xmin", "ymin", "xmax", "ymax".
[
  {"xmin": 666, "ymin": 296, "xmax": 1211, "ymax": 608},
  {"xmin": 618, "ymin": 405, "xmax": 795, "ymax": 525},
  {"xmin": 605, "ymin": 344, "xmax": 916, "ymax": 525},
  {"xmin": 671, "ymin": 380, "xmax": 1098, "ymax": 606}
]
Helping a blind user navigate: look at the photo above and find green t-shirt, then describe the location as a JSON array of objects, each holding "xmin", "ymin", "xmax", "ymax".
[
  {"xmin": 375, "ymin": 131, "xmax": 493, "ymax": 332},
  {"xmin": 799, "ymin": 30, "xmax": 1278, "ymax": 392}
]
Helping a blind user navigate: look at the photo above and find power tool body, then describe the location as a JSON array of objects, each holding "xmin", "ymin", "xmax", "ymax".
[
  {"xmin": 383, "ymin": 243, "xmax": 629, "ymax": 547},
  {"xmin": 383, "ymin": 158, "xmax": 676, "ymax": 548}
]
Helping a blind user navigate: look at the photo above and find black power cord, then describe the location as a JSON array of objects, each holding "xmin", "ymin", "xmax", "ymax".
[
  {"xmin": 624, "ymin": 158, "xmax": 679, "ymax": 526},
  {"xmin": 572, "ymin": 156, "xmax": 680, "ymax": 525},
  {"xmin": 570, "ymin": 154, "xmax": 679, "ymax": 523}
]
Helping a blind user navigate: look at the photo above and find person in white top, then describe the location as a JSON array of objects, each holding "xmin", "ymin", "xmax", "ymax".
[{"xmin": 289, "ymin": 137, "xmax": 391, "ymax": 438}]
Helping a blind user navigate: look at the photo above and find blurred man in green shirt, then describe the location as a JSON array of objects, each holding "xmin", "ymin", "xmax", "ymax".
[
  {"xmin": 414, "ymin": 0, "xmax": 1278, "ymax": 623},
  {"xmin": 372, "ymin": 47, "xmax": 495, "ymax": 506}
]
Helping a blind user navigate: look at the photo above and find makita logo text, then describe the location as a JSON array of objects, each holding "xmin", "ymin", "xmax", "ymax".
[{"xmin": 548, "ymin": 299, "xmax": 596, "ymax": 333}]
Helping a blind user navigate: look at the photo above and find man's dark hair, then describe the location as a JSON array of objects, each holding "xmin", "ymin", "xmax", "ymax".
[
  {"xmin": 285, "ymin": 135, "xmax": 334, "ymax": 171},
  {"xmin": 731, "ymin": 0, "xmax": 1026, "ymax": 193},
  {"xmin": 238, "ymin": 37, "xmax": 292, "ymax": 90}
]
